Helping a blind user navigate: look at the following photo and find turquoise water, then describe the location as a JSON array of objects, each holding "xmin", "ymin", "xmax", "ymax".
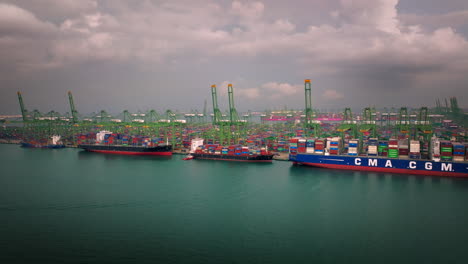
[{"xmin": 1, "ymin": 144, "xmax": 468, "ymax": 263}]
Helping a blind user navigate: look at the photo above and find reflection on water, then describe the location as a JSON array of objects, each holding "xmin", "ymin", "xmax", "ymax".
[
  {"xmin": 77, "ymin": 150, "xmax": 173, "ymax": 161},
  {"xmin": 2, "ymin": 144, "xmax": 468, "ymax": 264}
]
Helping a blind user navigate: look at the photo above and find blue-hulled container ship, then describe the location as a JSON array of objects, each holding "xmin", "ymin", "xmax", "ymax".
[{"xmin": 289, "ymin": 137, "xmax": 468, "ymax": 177}]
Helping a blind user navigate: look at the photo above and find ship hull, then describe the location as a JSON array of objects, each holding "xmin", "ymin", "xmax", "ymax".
[
  {"xmin": 78, "ymin": 144, "xmax": 172, "ymax": 156},
  {"xmin": 290, "ymin": 154, "xmax": 468, "ymax": 177},
  {"xmin": 192, "ymin": 153, "xmax": 273, "ymax": 162},
  {"xmin": 21, "ymin": 142, "xmax": 65, "ymax": 149}
]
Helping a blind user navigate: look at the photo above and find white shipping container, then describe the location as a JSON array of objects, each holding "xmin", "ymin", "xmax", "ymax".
[
  {"xmin": 410, "ymin": 146, "xmax": 420, "ymax": 152},
  {"xmin": 348, "ymin": 148, "xmax": 358, "ymax": 153},
  {"xmin": 306, "ymin": 147, "xmax": 315, "ymax": 153},
  {"xmin": 368, "ymin": 146, "xmax": 378, "ymax": 153},
  {"xmin": 453, "ymin": 156, "xmax": 465, "ymax": 162}
]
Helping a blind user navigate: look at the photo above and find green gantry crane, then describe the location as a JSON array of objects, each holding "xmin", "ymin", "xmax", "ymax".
[
  {"xmin": 211, "ymin": 85, "xmax": 223, "ymax": 126},
  {"xmin": 337, "ymin": 107, "xmax": 357, "ymax": 139},
  {"xmin": 304, "ymin": 79, "xmax": 321, "ymax": 137},
  {"xmin": 359, "ymin": 107, "xmax": 377, "ymax": 138},
  {"xmin": 416, "ymin": 107, "xmax": 432, "ymax": 139},
  {"xmin": 397, "ymin": 107, "xmax": 410, "ymax": 135},
  {"xmin": 227, "ymin": 84, "xmax": 247, "ymax": 143}
]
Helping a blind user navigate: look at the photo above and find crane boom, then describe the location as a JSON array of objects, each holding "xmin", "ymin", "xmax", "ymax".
[
  {"xmin": 17, "ymin": 91, "xmax": 28, "ymax": 122},
  {"xmin": 68, "ymin": 91, "xmax": 78, "ymax": 123}
]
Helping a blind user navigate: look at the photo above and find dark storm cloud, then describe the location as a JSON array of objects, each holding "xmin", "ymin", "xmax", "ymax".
[{"xmin": 0, "ymin": 0, "xmax": 467, "ymax": 115}]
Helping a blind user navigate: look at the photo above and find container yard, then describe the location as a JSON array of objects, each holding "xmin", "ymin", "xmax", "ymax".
[{"xmin": 0, "ymin": 81, "xmax": 466, "ymax": 176}]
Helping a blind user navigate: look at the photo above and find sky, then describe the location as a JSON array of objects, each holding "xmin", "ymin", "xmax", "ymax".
[{"xmin": 0, "ymin": 0, "xmax": 467, "ymax": 115}]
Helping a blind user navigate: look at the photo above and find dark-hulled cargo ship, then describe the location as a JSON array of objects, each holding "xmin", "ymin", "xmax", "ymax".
[
  {"xmin": 78, "ymin": 131, "xmax": 172, "ymax": 156},
  {"xmin": 188, "ymin": 138, "xmax": 273, "ymax": 162},
  {"xmin": 20, "ymin": 135, "xmax": 65, "ymax": 149},
  {"xmin": 289, "ymin": 137, "xmax": 468, "ymax": 177},
  {"xmin": 78, "ymin": 144, "xmax": 172, "ymax": 156},
  {"xmin": 191, "ymin": 152, "xmax": 273, "ymax": 162}
]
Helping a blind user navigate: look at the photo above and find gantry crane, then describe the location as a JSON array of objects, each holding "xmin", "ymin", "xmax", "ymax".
[
  {"xmin": 359, "ymin": 107, "xmax": 377, "ymax": 138},
  {"xmin": 337, "ymin": 107, "xmax": 357, "ymax": 139},
  {"xmin": 211, "ymin": 85, "xmax": 224, "ymax": 125},
  {"xmin": 397, "ymin": 107, "xmax": 410, "ymax": 135},
  {"xmin": 227, "ymin": 84, "xmax": 247, "ymax": 143},
  {"xmin": 303, "ymin": 79, "xmax": 321, "ymax": 137}
]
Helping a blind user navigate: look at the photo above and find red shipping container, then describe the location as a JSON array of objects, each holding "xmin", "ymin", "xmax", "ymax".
[{"xmin": 298, "ymin": 147, "xmax": 306, "ymax": 153}]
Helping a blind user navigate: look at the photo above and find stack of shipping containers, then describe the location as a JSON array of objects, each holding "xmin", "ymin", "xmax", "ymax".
[
  {"xmin": 452, "ymin": 143, "xmax": 465, "ymax": 162},
  {"xmin": 298, "ymin": 139, "xmax": 307, "ymax": 153},
  {"xmin": 378, "ymin": 140, "xmax": 388, "ymax": 157},
  {"xmin": 398, "ymin": 139, "xmax": 409, "ymax": 158},
  {"xmin": 348, "ymin": 139, "xmax": 358, "ymax": 156},
  {"xmin": 329, "ymin": 137, "xmax": 341, "ymax": 155},
  {"xmin": 409, "ymin": 140, "xmax": 421, "ymax": 159},
  {"xmin": 306, "ymin": 139, "xmax": 315, "ymax": 153},
  {"xmin": 440, "ymin": 141, "xmax": 453, "ymax": 161},
  {"xmin": 315, "ymin": 139, "xmax": 325, "ymax": 154},
  {"xmin": 367, "ymin": 138, "xmax": 378, "ymax": 156},
  {"xmin": 388, "ymin": 139, "xmax": 398, "ymax": 158},
  {"xmin": 289, "ymin": 138, "xmax": 298, "ymax": 155}
]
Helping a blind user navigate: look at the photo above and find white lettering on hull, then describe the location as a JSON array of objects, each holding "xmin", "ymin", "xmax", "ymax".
[
  {"xmin": 441, "ymin": 163, "xmax": 453, "ymax": 172},
  {"xmin": 385, "ymin": 160, "xmax": 392, "ymax": 168},
  {"xmin": 368, "ymin": 159, "xmax": 377, "ymax": 166},
  {"xmin": 425, "ymin": 162, "xmax": 432, "ymax": 170},
  {"xmin": 355, "ymin": 158, "xmax": 361, "ymax": 165},
  {"xmin": 409, "ymin": 161, "xmax": 416, "ymax": 169}
]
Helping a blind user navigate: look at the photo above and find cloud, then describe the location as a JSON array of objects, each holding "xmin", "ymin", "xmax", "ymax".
[
  {"xmin": 400, "ymin": 10, "xmax": 468, "ymax": 29},
  {"xmin": 235, "ymin": 87, "xmax": 260, "ymax": 99},
  {"xmin": 229, "ymin": 82, "xmax": 301, "ymax": 101},
  {"xmin": 2, "ymin": 0, "xmax": 467, "ymax": 76},
  {"xmin": 0, "ymin": 3, "xmax": 56, "ymax": 36},
  {"xmin": 0, "ymin": 0, "xmax": 467, "ymax": 111},
  {"xmin": 323, "ymin": 89, "xmax": 344, "ymax": 100},
  {"xmin": 2, "ymin": 0, "xmax": 98, "ymax": 22}
]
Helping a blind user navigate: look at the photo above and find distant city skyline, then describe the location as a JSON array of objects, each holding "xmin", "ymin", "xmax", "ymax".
[{"xmin": 1, "ymin": 0, "xmax": 467, "ymax": 114}]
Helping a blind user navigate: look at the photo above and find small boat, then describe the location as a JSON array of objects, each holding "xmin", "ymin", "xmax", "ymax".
[{"xmin": 183, "ymin": 154, "xmax": 194, "ymax": 160}]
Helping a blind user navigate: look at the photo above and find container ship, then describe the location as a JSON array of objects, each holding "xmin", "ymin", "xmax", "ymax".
[
  {"xmin": 187, "ymin": 138, "xmax": 273, "ymax": 162},
  {"xmin": 78, "ymin": 131, "xmax": 172, "ymax": 156},
  {"xmin": 289, "ymin": 137, "xmax": 468, "ymax": 177},
  {"xmin": 21, "ymin": 135, "xmax": 65, "ymax": 149}
]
